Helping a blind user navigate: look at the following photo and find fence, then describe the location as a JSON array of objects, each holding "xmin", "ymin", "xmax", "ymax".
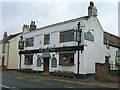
[{"xmin": 110, "ymin": 63, "xmax": 119, "ymax": 71}]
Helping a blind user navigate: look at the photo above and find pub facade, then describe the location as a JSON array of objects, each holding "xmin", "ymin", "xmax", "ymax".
[{"xmin": 19, "ymin": 2, "xmax": 120, "ymax": 76}]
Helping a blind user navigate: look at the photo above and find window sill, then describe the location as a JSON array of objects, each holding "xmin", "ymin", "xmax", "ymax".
[
  {"xmin": 59, "ymin": 64, "xmax": 75, "ymax": 66},
  {"xmin": 51, "ymin": 66, "xmax": 57, "ymax": 68},
  {"xmin": 24, "ymin": 63, "xmax": 33, "ymax": 65},
  {"xmin": 25, "ymin": 46, "xmax": 34, "ymax": 47},
  {"xmin": 60, "ymin": 40, "xmax": 75, "ymax": 43},
  {"xmin": 44, "ymin": 43, "xmax": 50, "ymax": 45}
]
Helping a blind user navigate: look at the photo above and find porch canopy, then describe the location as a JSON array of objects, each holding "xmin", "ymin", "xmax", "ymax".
[{"xmin": 40, "ymin": 52, "xmax": 51, "ymax": 58}]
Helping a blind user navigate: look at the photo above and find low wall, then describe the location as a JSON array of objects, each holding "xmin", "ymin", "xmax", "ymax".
[
  {"xmin": 0, "ymin": 66, "xmax": 7, "ymax": 71},
  {"xmin": 95, "ymin": 63, "xmax": 120, "ymax": 82}
]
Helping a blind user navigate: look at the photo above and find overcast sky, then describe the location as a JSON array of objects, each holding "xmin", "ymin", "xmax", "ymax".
[{"xmin": 0, "ymin": 0, "xmax": 119, "ymax": 39}]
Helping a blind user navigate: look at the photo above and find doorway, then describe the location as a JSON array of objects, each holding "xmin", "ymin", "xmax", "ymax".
[
  {"xmin": 2, "ymin": 57, "xmax": 5, "ymax": 66},
  {"xmin": 43, "ymin": 58, "xmax": 49, "ymax": 72},
  {"xmin": 105, "ymin": 56, "xmax": 109, "ymax": 63}
]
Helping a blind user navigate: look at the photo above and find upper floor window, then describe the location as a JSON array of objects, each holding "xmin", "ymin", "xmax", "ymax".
[
  {"xmin": 25, "ymin": 37, "xmax": 34, "ymax": 47},
  {"xmin": 2, "ymin": 44, "xmax": 5, "ymax": 53},
  {"xmin": 44, "ymin": 34, "xmax": 50, "ymax": 45},
  {"xmin": 60, "ymin": 30, "xmax": 74, "ymax": 43},
  {"xmin": 59, "ymin": 53, "xmax": 74, "ymax": 66}
]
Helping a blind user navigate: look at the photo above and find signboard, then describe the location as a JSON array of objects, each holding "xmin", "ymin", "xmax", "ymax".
[
  {"xmin": 20, "ymin": 45, "xmax": 84, "ymax": 54},
  {"xmin": 76, "ymin": 31, "xmax": 81, "ymax": 42},
  {"xmin": 84, "ymin": 31, "xmax": 94, "ymax": 41},
  {"xmin": 18, "ymin": 41, "xmax": 24, "ymax": 49}
]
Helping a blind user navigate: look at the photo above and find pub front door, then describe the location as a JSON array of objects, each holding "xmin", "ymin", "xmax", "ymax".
[{"xmin": 43, "ymin": 58, "xmax": 49, "ymax": 72}]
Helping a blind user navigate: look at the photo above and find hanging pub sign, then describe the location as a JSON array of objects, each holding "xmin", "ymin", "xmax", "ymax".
[
  {"xmin": 18, "ymin": 41, "xmax": 24, "ymax": 49},
  {"xmin": 84, "ymin": 31, "xmax": 94, "ymax": 41},
  {"xmin": 76, "ymin": 30, "xmax": 81, "ymax": 42}
]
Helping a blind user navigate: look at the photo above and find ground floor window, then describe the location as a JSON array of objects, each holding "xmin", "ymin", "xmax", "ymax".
[
  {"xmin": 59, "ymin": 53, "xmax": 74, "ymax": 66},
  {"xmin": 24, "ymin": 55, "xmax": 33, "ymax": 65},
  {"xmin": 37, "ymin": 55, "xmax": 42, "ymax": 67},
  {"xmin": 51, "ymin": 57, "xmax": 57, "ymax": 67}
]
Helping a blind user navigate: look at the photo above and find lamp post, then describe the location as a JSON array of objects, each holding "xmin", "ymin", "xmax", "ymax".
[
  {"xmin": 76, "ymin": 22, "xmax": 82, "ymax": 78},
  {"xmin": 19, "ymin": 35, "xmax": 24, "ymax": 69}
]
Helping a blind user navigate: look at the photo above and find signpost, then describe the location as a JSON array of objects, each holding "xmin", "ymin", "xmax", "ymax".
[{"xmin": 76, "ymin": 22, "xmax": 82, "ymax": 78}]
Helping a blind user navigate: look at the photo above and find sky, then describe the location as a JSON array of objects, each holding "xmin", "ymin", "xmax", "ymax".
[
  {"xmin": 0, "ymin": 0, "xmax": 119, "ymax": 39},
  {"xmin": 118, "ymin": 1, "xmax": 120, "ymax": 36}
]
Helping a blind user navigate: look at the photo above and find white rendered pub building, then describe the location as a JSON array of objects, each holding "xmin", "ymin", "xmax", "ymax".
[{"xmin": 19, "ymin": 2, "xmax": 120, "ymax": 77}]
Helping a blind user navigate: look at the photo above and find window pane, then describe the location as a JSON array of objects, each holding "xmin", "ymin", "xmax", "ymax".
[
  {"xmin": 51, "ymin": 57, "xmax": 57, "ymax": 67},
  {"xmin": 24, "ymin": 55, "xmax": 33, "ymax": 65},
  {"xmin": 37, "ymin": 58, "xmax": 41, "ymax": 67},
  {"xmin": 62, "ymin": 54, "xmax": 69, "ymax": 64},
  {"xmin": 59, "ymin": 53, "xmax": 74, "ymax": 65},
  {"xmin": 60, "ymin": 30, "xmax": 74, "ymax": 42},
  {"xmin": 44, "ymin": 34, "xmax": 50, "ymax": 44},
  {"xmin": 25, "ymin": 37, "xmax": 34, "ymax": 47},
  {"xmin": 70, "ymin": 54, "xmax": 74, "ymax": 64}
]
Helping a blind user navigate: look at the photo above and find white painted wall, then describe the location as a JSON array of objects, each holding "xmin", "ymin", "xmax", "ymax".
[
  {"xmin": 7, "ymin": 35, "xmax": 20, "ymax": 69},
  {"xmin": 83, "ymin": 16, "xmax": 118, "ymax": 74},
  {"xmin": 21, "ymin": 16, "xmax": 119, "ymax": 74},
  {"xmin": 0, "ymin": 43, "xmax": 10, "ymax": 67}
]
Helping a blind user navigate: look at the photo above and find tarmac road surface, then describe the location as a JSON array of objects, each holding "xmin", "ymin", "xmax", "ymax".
[{"xmin": 1, "ymin": 70, "xmax": 119, "ymax": 89}]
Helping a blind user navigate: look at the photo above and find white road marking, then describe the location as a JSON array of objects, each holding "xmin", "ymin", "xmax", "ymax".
[
  {"xmin": 0, "ymin": 85, "xmax": 22, "ymax": 90},
  {"xmin": 0, "ymin": 85, "xmax": 11, "ymax": 88}
]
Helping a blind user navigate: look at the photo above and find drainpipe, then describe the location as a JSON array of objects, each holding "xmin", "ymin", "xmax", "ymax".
[{"xmin": 7, "ymin": 42, "xmax": 10, "ymax": 69}]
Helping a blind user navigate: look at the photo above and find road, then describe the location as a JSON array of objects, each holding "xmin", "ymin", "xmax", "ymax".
[{"xmin": 1, "ymin": 70, "xmax": 119, "ymax": 89}]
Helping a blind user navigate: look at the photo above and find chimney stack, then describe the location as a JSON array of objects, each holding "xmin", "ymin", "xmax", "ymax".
[
  {"xmin": 88, "ymin": 2, "xmax": 98, "ymax": 17},
  {"xmin": 22, "ymin": 24, "xmax": 30, "ymax": 33},
  {"xmin": 3, "ymin": 32, "xmax": 7, "ymax": 39},
  {"xmin": 30, "ymin": 21, "xmax": 36, "ymax": 31}
]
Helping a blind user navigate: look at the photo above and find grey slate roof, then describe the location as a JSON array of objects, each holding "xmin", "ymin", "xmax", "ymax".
[
  {"xmin": 0, "ymin": 33, "xmax": 21, "ymax": 44},
  {"xmin": 35, "ymin": 16, "xmax": 91, "ymax": 31},
  {"xmin": 104, "ymin": 32, "xmax": 120, "ymax": 48}
]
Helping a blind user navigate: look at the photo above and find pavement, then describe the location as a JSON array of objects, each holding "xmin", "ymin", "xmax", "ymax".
[
  {"xmin": 1, "ymin": 70, "xmax": 120, "ymax": 89},
  {"xmin": 39, "ymin": 72, "xmax": 119, "ymax": 88}
]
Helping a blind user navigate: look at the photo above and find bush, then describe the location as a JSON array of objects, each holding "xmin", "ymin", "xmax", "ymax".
[
  {"xmin": 110, "ymin": 70, "xmax": 120, "ymax": 75},
  {"xmin": 22, "ymin": 68, "xmax": 32, "ymax": 71},
  {"xmin": 53, "ymin": 70, "xmax": 74, "ymax": 74}
]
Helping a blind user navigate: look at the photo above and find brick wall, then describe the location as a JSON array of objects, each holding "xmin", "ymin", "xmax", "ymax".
[{"xmin": 95, "ymin": 63, "xmax": 120, "ymax": 82}]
